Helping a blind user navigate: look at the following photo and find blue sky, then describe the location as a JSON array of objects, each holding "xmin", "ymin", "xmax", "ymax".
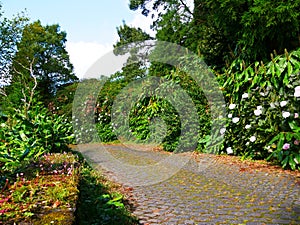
[{"xmin": 1, "ymin": 0, "xmax": 153, "ymax": 78}]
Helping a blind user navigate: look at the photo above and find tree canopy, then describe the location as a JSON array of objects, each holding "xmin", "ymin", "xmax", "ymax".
[
  {"xmin": 129, "ymin": 0, "xmax": 300, "ymax": 68},
  {"xmin": 0, "ymin": 5, "xmax": 28, "ymax": 93},
  {"xmin": 6, "ymin": 20, "xmax": 78, "ymax": 107}
]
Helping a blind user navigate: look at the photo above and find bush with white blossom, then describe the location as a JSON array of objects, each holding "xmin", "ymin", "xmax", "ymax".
[{"xmin": 218, "ymin": 49, "xmax": 300, "ymax": 170}]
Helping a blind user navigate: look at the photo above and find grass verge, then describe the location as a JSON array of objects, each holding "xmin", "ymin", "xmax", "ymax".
[
  {"xmin": 0, "ymin": 151, "xmax": 139, "ymax": 225},
  {"xmin": 0, "ymin": 152, "xmax": 80, "ymax": 224},
  {"xmin": 74, "ymin": 162, "xmax": 139, "ymax": 225}
]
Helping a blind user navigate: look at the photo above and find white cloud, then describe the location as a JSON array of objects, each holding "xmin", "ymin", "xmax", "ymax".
[
  {"xmin": 66, "ymin": 41, "xmax": 113, "ymax": 79},
  {"xmin": 66, "ymin": 0, "xmax": 195, "ymax": 80},
  {"xmin": 128, "ymin": 13, "xmax": 156, "ymax": 37}
]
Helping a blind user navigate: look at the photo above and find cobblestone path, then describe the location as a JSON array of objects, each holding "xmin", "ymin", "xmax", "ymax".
[{"xmin": 76, "ymin": 144, "xmax": 300, "ymax": 224}]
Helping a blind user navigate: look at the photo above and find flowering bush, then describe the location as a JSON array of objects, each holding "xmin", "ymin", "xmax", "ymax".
[{"xmin": 219, "ymin": 49, "xmax": 300, "ymax": 170}]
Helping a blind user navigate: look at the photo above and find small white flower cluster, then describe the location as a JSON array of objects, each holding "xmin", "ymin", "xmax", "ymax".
[
  {"xmin": 226, "ymin": 147, "xmax": 233, "ymax": 154},
  {"xmin": 229, "ymin": 103, "xmax": 236, "ymax": 110},
  {"xmin": 294, "ymin": 86, "xmax": 300, "ymax": 97},
  {"xmin": 227, "ymin": 103, "xmax": 240, "ymax": 123},
  {"xmin": 282, "ymin": 111, "xmax": 291, "ymax": 118},
  {"xmin": 242, "ymin": 93, "xmax": 249, "ymax": 99},
  {"xmin": 220, "ymin": 127, "xmax": 226, "ymax": 135},
  {"xmin": 254, "ymin": 106, "xmax": 263, "ymax": 116}
]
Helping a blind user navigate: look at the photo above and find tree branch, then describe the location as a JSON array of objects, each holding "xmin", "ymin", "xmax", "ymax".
[
  {"xmin": 179, "ymin": 0, "xmax": 192, "ymax": 15},
  {"xmin": 27, "ymin": 58, "xmax": 37, "ymax": 113},
  {"xmin": 12, "ymin": 58, "xmax": 37, "ymax": 117}
]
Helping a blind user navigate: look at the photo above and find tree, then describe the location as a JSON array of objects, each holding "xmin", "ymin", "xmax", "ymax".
[
  {"xmin": 129, "ymin": 0, "xmax": 300, "ymax": 67},
  {"xmin": 0, "ymin": 4, "xmax": 28, "ymax": 97},
  {"xmin": 7, "ymin": 20, "xmax": 78, "ymax": 107},
  {"xmin": 114, "ymin": 22, "xmax": 152, "ymax": 82}
]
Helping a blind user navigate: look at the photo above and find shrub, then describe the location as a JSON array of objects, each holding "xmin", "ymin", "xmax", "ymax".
[
  {"xmin": 219, "ymin": 49, "xmax": 300, "ymax": 170},
  {"xmin": 0, "ymin": 103, "xmax": 75, "ymax": 173}
]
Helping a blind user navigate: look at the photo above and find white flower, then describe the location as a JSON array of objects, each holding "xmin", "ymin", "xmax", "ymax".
[
  {"xmin": 245, "ymin": 124, "xmax": 251, "ymax": 129},
  {"xmin": 226, "ymin": 147, "xmax": 233, "ymax": 154},
  {"xmin": 257, "ymin": 106, "xmax": 263, "ymax": 110},
  {"xmin": 220, "ymin": 128, "xmax": 226, "ymax": 135},
  {"xmin": 254, "ymin": 109, "xmax": 262, "ymax": 116},
  {"xmin": 229, "ymin": 104, "xmax": 236, "ymax": 110},
  {"xmin": 242, "ymin": 93, "xmax": 249, "ymax": 99},
  {"xmin": 294, "ymin": 86, "xmax": 300, "ymax": 97},
  {"xmin": 280, "ymin": 101, "xmax": 288, "ymax": 107},
  {"xmin": 232, "ymin": 117, "xmax": 240, "ymax": 123},
  {"xmin": 282, "ymin": 111, "xmax": 291, "ymax": 118},
  {"xmin": 220, "ymin": 127, "xmax": 226, "ymax": 135},
  {"xmin": 250, "ymin": 136, "xmax": 256, "ymax": 142},
  {"xmin": 295, "ymin": 113, "xmax": 299, "ymax": 118},
  {"xmin": 228, "ymin": 114, "xmax": 233, "ymax": 118}
]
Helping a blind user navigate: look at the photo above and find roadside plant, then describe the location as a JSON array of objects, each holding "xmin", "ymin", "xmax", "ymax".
[
  {"xmin": 0, "ymin": 103, "xmax": 75, "ymax": 173},
  {"xmin": 219, "ymin": 49, "xmax": 300, "ymax": 170}
]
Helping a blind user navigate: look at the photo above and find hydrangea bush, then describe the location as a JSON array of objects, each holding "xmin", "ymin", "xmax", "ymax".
[{"xmin": 219, "ymin": 49, "xmax": 300, "ymax": 170}]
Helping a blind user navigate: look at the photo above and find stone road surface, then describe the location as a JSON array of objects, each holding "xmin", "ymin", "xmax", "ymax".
[{"xmin": 76, "ymin": 143, "xmax": 300, "ymax": 225}]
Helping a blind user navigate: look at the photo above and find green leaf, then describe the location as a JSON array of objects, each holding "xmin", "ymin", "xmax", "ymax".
[
  {"xmin": 281, "ymin": 156, "xmax": 289, "ymax": 168},
  {"xmin": 287, "ymin": 61, "xmax": 293, "ymax": 76},
  {"xmin": 289, "ymin": 121, "xmax": 300, "ymax": 132},
  {"xmin": 20, "ymin": 148, "xmax": 30, "ymax": 161},
  {"xmin": 288, "ymin": 157, "xmax": 296, "ymax": 170},
  {"xmin": 19, "ymin": 131, "xmax": 28, "ymax": 141},
  {"xmin": 283, "ymin": 72, "xmax": 289, "ymax": 85}
]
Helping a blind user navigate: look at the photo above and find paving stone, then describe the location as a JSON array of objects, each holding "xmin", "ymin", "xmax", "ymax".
[{"xmin": 78, "ymin": 144, "xmax": 300, "ymax": 224}]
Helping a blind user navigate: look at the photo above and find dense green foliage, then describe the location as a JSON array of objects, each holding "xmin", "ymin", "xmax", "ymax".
[
  {"xmin": 0, "ymin": 103, "xmax": 75, "ymax": 172},
  {"xmin": 0, "ymin": 4, "xmax": 76, "ymax": 174},
  {"xmin": 50, "ymin": 82, "xmax": 78, "ymax": 119},
  {"xmin": 130, "ymin": 0, "xmax": 300, "ymax": 67},
  {"xmin": 1, "ymin": 0, "xmax": 300, "ymax": 173},
  {"xmin": 87, "ymin": 1, "xmax": 300, "ymax": 170},
  {"xmin": 219, "ymin": 50, "xmax": 300, "ymax": 170}
]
